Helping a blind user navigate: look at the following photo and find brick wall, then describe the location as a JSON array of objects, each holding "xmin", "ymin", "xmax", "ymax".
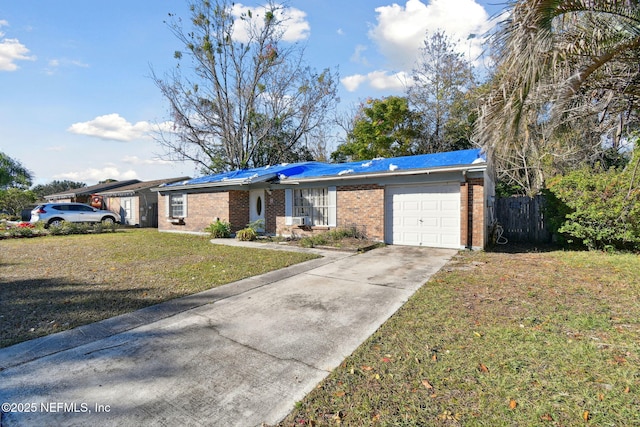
[
  {"xmin": 460, "ymin": 182, "xmax": 469, "ymax": 248},
  {"xmin": 266, "ymin": 189, "xmax": 285, "ymax": 235},
  {"xmin": 336, "ymin": 184, "xmax": 384, "ymax": 241},
  {"xmin": 460, "ymin": 178, "xmax": 485, "ymax": 249},
  {"xmin": 471, "ymin": 178, "xmax": 485, "ymax": 249},
  {"xmin": 228, "ymin": 190, "xmax": 249, "ymax": 232},
  {"xmin": 158, "ymin": 192, "xmax": 231, "ymax": 233},
  {"xmin": 275, "ymin": 184, "xmax": 385, "ymax": 241}
]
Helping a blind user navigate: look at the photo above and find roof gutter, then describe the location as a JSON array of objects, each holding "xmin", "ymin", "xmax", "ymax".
[
  {"xmin": 99, "ymin": 190, "xmax": 137, "ymax": 197},
  {"xmin": 45, "ymin": 193, "xmax": 78, "ymax": 200},
  {"xmin": 152, "ymin": 178, "xmax": 257, "ymax": 193},
  {"xmin": 280, "ymin": 163, "xmax": 486, "ymax": 184}
]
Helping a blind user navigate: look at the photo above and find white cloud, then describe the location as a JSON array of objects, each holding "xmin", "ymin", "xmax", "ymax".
[
  {"xmin": 67, "ymin": 113, "xmax": 156, "ymax": 141},
  {"xmin": 369, "ymin": 0, "xmax": 492, "ymax": 69},
  {"xmin": 46, "ymin": 145, "xmax": 66, "ymax": 152},
  {"xmin": 44, "ymin": 58, "xmax": 89, "ymax": 75},
  {"xmin": 368, "ymin": 70, "xmax": 410, "ymax": 90},
  {"xmin": 350, "ymin": 44, "xmax": 370, "ymax": 66},
  {"xmin": 341, "ymin": 74, "xmax": 367, "ymax": 92},
  {"xmin": 231, "ymin": 3, "xmax": 310, "ymax": 43},
  {"xmin": 340, "ymin": 0, "xmax": 494, "ymax": 94},
  {"xmin": 341, "ymin": 70, "xmax": 410, "ymax": 92},
  {"xmin": 122, "ymin": 155, "xmax": 172, "ymax": 166},
  {"xmin": 0, "ymin": 21, "xmax": 36, "ymax": 71},
  {"xmin": 54, "ymin": 166, "xmax": 139, "ymax": 182}
]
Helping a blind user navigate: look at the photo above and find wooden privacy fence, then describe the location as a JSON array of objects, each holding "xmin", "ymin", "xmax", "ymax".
[{"xmin": 495, "ymin": 195, "xmax": 551, "ymax": 243}]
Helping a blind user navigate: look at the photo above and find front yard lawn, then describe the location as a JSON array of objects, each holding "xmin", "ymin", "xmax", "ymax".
[
  {"xmin": 0, "ymin": 229, "xmax": 317, "ymax": 348},
  {"xmin": 277, "ymin": 248, "xmax": 640, "ymax": 426}
]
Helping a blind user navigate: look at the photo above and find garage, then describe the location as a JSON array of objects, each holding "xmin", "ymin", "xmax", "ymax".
[{"xmin": 385, "ymin": 183, "xmax": 461, "ymax": 249}]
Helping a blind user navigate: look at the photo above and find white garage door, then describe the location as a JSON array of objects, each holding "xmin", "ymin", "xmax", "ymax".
[{"xmin": 385, "ymin": 183, "xmax": 461, "ymax": 248}]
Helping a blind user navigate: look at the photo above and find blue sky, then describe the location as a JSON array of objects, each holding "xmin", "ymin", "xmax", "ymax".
[{"xmin": 0, "ymin": 0, "xmax": 504, "ymax": 185}]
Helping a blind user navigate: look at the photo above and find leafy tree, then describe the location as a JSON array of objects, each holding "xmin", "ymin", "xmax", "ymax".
[
  {"xmin": 477, "ymin": 0, "xmax": 640, "ymax": 195},
  {"xmin": 408, "ymin": 30, "xmax": 477, "ymax": 153},
  {"xmin": 0, "ymin": 188, "xmax": 37, "ymax": 217},
  {"xmin": 153, "ymin": 0, "xmax": 339, "ymax": 171},
  {"xmin": 0, "ymin": 152, "xmax": 32, "ymax": 190},
  {"xmin": 331, "ymin": 96, "xmax": 422, "ymax": 162},
  {"xmin": 546, "ymin": 144, "xmax": 640, "ymax": 251},
  {"xmin": 31, "ymin": 180, "xmax": 86, "ymax": 199}
]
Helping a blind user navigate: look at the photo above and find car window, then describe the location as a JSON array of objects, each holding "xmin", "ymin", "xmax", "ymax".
[
  {"xmin": 53, "ymin": 205, "xmax": 68, "ymax": 211},
  {"xmin": 78, "ymin": 205, "xmax": 94, "ymax": 212}
]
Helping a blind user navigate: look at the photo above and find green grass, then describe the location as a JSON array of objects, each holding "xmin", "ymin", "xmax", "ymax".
[
  {"xmin": 0, "ymin": 229, "xmax": 317, "ymax": 348},
  {"xmin": 276, "ymin": 249, "xmax": 640, "ymax": 426}
]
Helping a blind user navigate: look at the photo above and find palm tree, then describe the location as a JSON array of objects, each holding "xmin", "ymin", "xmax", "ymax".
[{"xmin": 477, "ymin": 0, "xmax": 640, "ymax": 195}]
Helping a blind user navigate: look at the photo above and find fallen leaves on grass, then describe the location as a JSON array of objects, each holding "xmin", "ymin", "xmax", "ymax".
[
  {"xmin": 477, "ymin": 363, "xmax": 490, "ymax": 373},
  {"xmin": 421, "ymin": 379, "xmax": 434, "ymax": 390},
  {"xmin": 438, "ymin": 410, "xmax": 461, "ymax": 421},
  {"xmin": 275, "ymin": 249, "xmax": 640, "ymax": 427}
]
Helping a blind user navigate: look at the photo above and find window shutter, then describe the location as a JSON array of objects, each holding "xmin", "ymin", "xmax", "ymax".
[
  {"xmin": 165, "ymin": 194, "xmax": 170, "ymax": 218},
  {"xmin": 328, "ymin": 186, "xmax": 337, "ymax": 227},
  {"xmin": 285, "ymin": 189, "xmax": 293, "ymax": 225}
]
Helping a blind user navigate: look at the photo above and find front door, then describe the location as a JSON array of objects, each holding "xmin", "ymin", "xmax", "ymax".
[
  {"xmin": 249, "ymin": 189, "xmax": 265, "ymax": 232},
  {"xmin": 122, "ymin": 198, "xmax": 133, "ymax": 225}
]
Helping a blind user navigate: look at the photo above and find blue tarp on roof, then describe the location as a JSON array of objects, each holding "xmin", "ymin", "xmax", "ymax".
[
  {"xmin": 165, "ymin": 148, "xmax": 484, "ymax": 188},
  {"xmin": 165, "ymin": 162, "xmax": 315, "ymax": 187},
  {"xmin": 280, "ymin": 148, "xmax": 484, "ymax": 179}
]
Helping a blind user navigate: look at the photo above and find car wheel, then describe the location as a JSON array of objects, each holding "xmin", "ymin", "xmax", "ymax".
[
  {"xmin": 48, "ymin": 218, "xmax": 65, "ymax": 228},
  {"xmin": 101, "ymin": 216, "xmax": 116, "ymax": 226}
]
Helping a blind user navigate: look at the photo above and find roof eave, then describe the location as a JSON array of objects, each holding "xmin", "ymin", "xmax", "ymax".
[
  {"xmin": 99, "ymin": 190, "xmax": 137, "ymax": 197},
  {"xmin": 152, "ymin": 179, "xmax": 249, "ymax": 193},
  {"xmin": 152, "ymin": 172, "xmax": 278, "ymax": 192},
  {"xmin": 45, "ymin": 193, "xmax": 77, "ymax": 200}
]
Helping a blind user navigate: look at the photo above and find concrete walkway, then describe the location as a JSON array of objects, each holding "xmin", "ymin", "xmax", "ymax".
[{"xmin": 0, "ymin": 242, "xmax": 456, "ymax": 427}]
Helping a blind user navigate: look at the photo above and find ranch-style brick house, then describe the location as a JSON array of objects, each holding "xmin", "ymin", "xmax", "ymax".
[
  {"xmin": 154, "ymin": 148, "xmax": 494, "ymax": 250},
  {"xmin": 95, "ymin": 177, "xmax": 190, "ymax": 228},
  {"xmin": 44, "ymin": 180, "xmax": 141, "ymax": 204}
]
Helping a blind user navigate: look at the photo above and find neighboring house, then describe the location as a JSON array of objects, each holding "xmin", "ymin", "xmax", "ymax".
[
  {"xmin": 43, "ymin": 180, "xmax": 141, "ymax": 204},
  {"xmin": 154, "ymin": 148, "xmax": 494, "ymax": 250},
  {"xmin": 96, "ymin": 177, "xmax": 190, "ymax": 227}
]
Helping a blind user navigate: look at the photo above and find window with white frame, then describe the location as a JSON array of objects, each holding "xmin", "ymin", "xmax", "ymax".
[
  {"xmin": 168, "ymin": 193, "xmax": 186, "ymax": 217},
  {"xmin": 293, "ymin": 188, "xmax": 329, "ymax": 226}
]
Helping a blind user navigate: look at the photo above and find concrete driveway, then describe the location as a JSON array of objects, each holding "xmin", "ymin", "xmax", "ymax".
[{"xmin": 0, "ymin": 243, "xmax": 455, "ymax": 427}]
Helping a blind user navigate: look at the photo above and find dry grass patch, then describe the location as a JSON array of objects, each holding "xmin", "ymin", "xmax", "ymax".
[
  {"xmin": 0, "ymin": 229, "xmax": 317, "ymax": 348},
  {"xmin": 276, "ymin": 248, "xmax": 640, "ymax": 426}
]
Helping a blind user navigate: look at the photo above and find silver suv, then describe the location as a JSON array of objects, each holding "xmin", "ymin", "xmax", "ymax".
[{"xmin": 30, "ymin": 203, "xmax": 121, "ymax": 227}]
